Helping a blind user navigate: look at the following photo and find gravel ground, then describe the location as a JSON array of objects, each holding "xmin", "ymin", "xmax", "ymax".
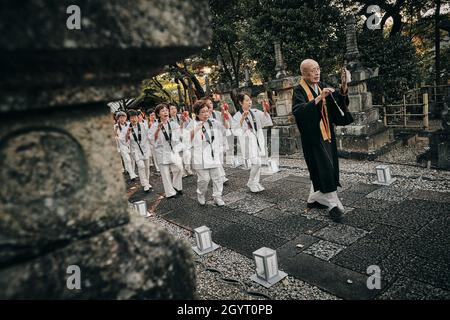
[
  {"xmin": 139, "ymin": 148, "xmax": 449, "ymax": 300},
  {"xmin": 145, "ymin": 215, "xmax": 339, "ymax": 300}
]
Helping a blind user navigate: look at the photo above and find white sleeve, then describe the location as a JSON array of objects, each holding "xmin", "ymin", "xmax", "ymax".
[
  {"xmin": 231, "ymin": 112, "xmax": 244, "ymax": 136},
  {"xmin": 256, "ymin": 109, "xmax": 273, "ymax": 127},
  {"xmin": 148, "ymin": 123, "xmax": 158, "ymax": 146}
]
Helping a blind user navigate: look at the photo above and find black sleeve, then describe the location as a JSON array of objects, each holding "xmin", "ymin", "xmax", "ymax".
[
  {"xmin": 328, "ymin": 91, "xmax": 353, "ymax": 126},
  {"xmin": 292, "ymin": 86, "xmax": 321, "ymax": 125}
]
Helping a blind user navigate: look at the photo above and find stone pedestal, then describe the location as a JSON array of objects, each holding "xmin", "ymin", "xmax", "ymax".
[
  {"xmin": 335, "ymin": 80, "xmax": 395, "ymax": 158},
  {"xmin": 336, "ymin": 16, "xmax": 395, "ymax": 159},
  {"xmin": 0, "ymin": 0, "xmax": 210, "ymax": 299},
  {"xmin": 429, "ymin": 130, "xmax": 450, "ymax": 169},
  {"xmin": 267, "ymin": 76, "xmax": 301, "ymax": 155}
]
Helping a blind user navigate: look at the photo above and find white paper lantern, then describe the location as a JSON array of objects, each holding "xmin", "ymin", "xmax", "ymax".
[
  {"xmin": 133, "ymin": 200, "xmax": 148, "ymax": 216},
  {"xmin": 373, "ymin": 165, "xmax": 396, "ymax": 186},
  {"xmin": 192, "ymin": 226, "xmax": 219, "ymax": 255},
  {"xmin": 250, "ymin": 247, "xmax": 287, "ymax": 288}
]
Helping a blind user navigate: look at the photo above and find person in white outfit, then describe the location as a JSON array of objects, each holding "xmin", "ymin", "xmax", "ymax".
[
  {"xmin": 232, "ymin": 93, "xmax": 273, "ymax": 193},
  {"xmin": 137, "ymin": 109, "xmax": 152, "ymax": 179},
  {"xmin": 147, "ymin": 111, "xmax": 160, "ymax": 175},
  {"xmin": 114, "ymin": 111, "xmax": 138, "ymax": 180},
  {"xmin": 126, "ymin": 110, "xmax": 153, "ymax": 192},
  {"xmin": 169, "ymin": 104, "xmax": 194, "ymax": 177},
  {"xmin": 188, "ymin": 100, "xmax": 225, "ymax": 206},
  {"xmin": 149, "ymin": 103, "xmax": 183, "ymax": 199},
  {"xmin": 204, "ymin": 96, "xmax": 232, "ymax": 184}
]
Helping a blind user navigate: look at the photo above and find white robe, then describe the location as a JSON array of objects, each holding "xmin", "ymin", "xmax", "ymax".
[
  {"xmin": 148, "ymin": 121, "xmax": 183, "ymax": 166},
  {"xmin": 189, "ymin": 119, "xmax": 225, "ymax": 170},
  {"xmin": 129, "ymin": 122, "xmax": 151, "ymax": 161},
  {"xmin": 232, "ymin": 108, "xmax": 273, "ymax": 164}
]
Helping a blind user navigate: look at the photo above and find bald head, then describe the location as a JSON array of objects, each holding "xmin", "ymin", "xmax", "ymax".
[{"xmin": 300, "ymin": 59, "xmax": 321, "ymax": 85}]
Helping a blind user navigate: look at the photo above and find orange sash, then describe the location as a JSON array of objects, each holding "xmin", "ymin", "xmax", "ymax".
[{"xmin": 299, "ymin": 78, "xmax": 332, "ymax": 142}]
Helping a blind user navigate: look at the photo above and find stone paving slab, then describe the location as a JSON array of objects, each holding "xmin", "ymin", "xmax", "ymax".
[
  {"xmin": 282, "ymin": 253, "xmax": 379, "ymax": 300},
  {"xmin": 276, "ymin": 198, "xmax": 311, "ymax": 215},
  {"xmin": 350, "ymin": 198, "xmax": 397, "ymax": 212},
  {"xmin": 284, "ymin": 175, "xmax": 312, "ymax": 185},
  {"xmin": 303, "ymin": 240, "xmax": 347, "ymax": 261},
  {"xmin": 162, "ymin": 205, "xmax": 235, "ymax": 233},
  {"xmin": 380, "ymin": 200, "xmax": 446, "ymax": 231},
  {"xmin": 341, "ymin": 208, "xmax": 386, "ymax": 231},
  {"xmin": 402, "ymin": 255, "xmax": 450, "ymax": 291},
  {"xmin": 313, "ymin": 224, "xmax": 369, "ymax": 246},
  {"xmin": 409, "ymin": 189, "xmax": 450, "ymax": 203},
  {"xmin": 345, "ymin": 183, "xmax": 383, "ymax": 195},
  {"xmin": 377, "ymin": 276, "xmax": 450, "ymax": 300},
  {"xmin": 276, "ymin": 234, "xmax": 321, "ymax": 262},
  {"xmin": 331, "ymin": 225, "xmax": 413, "ymax": 274},
  {"xmin": 253, "ymin": 207, "xmax": 296, "ymax": 221},
  {"xmin": 339, "ymin": 191, "xmax": 365, "ymax": 207},
  {"xmin": 213, "ymin": 223, "xmax": 288, "ymax": 259},
  {"xmin": 269, "ymin": 214, "xmax": 327, "ymax": 241},
  {"xmin": 227, "ymin": 196, "xmax": 275, "ymax": 215},
  {"xmin": 254, "ymin": 179, "xmax": 311, "ymax": 204},
  {"xmin": 221, "ymin": 189, "xmax": 248, "ymax": 205},
  {"xmin": 366, "ymin": 183, "xmax": 413, "ymax": 202}
]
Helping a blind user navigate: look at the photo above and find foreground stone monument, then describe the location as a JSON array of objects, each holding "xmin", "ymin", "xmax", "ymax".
[
  {"xmin": 335, "ymin": 16, "xmax": 395, "ymax": 159},
  {"xmin": 0, "ymin": 0, "xmax": 211, "ymax": 299}
]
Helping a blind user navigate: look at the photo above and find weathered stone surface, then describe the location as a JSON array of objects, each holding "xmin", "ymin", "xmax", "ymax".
[
  {"xmin": 0, "ymin": 215, "xmax": 196, "ymax": 299},
  {"xmin": 0, "ymin": 0, "xmax": 212, "ymax": 112},
  {"xmin": 0, "ymin": 105, "xmax": 129, "ymax": 266},
  {"xmin": 313, "ymin": 224, "xmax": 368, "ymax": 246}
]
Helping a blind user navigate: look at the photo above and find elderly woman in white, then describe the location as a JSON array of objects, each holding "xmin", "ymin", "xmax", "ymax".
[
  {"xmin": 115, "ymin": 111, "xmax": 138, "ymax": 180},
  {"xmin": 126, "ymin": 109, "xmax": 153, "ymax": 192},
  {"xmin": 187, "ymin": 100, "xmax": 226, "ymax": 206},
  {"xmin": 232, "ymin": 93, "xmax": 273, "ymax": 193},
  {"xmin": 149, "ymin": 103, "xmax": 183, "ymax": 199}
]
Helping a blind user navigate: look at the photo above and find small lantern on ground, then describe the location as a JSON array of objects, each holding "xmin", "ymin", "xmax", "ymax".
[
  {"xmin": 192, "ymin": 226, "xmax": 219, "ymax": 255},
  {"xmin": 250, "ymin": 247, "xmax": 287, "ymax": 288},
  {"xmin": 373, "ymin": 165, "xmax": 396, "ymax": 185},
  {"xmin": 133, "ymin": 200, "xmax": 149, "ymax": 217}
]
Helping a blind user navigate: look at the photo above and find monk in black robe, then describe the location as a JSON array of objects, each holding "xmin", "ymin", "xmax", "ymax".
[{"xmin": 292, "ymin": 59, "xmax": 354, "ymax": 222}]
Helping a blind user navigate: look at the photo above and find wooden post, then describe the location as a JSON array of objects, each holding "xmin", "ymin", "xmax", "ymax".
[
  {"xmin": 382, "ymin": 96, "xmax": 387, "ymax": 126},
  {"xmin": 403, "ymin": 95, "xmax": 407, "ymax": 127},
  {"xmin": 423, "ymin": 93, "xmax": 429, "ymax": 130}
]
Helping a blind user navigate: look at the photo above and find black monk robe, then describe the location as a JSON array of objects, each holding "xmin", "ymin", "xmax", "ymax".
[{"xmin": 292, "ymin": 81, "xmax": 354, "ymax": 193}]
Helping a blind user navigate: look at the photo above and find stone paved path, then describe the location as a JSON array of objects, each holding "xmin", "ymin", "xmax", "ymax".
[{"xmin": 127, "ymin": 161, "xmax": 450, "ymax": 300}]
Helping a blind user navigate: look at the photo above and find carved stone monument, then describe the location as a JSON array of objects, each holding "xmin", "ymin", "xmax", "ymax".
[
  {"xmin": 267, "ymin": 42, "xmax": 301, "ymax": 154},
  {"xmin": 0, "ymin": 0, "xmax": 211, "ymax": 299},
  {"xmin": 335, "ymin": 16, "xmax": 395, "ymax": 159}
]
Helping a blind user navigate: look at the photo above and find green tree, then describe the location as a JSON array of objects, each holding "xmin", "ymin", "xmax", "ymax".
[{"xmin": 245, "ymin": 0, "xmax": 347, "ymax": 82}]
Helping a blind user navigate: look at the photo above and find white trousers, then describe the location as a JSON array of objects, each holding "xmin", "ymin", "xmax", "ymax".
[
  {"xmin": 247, "ymin": 158, "xmax": 262, "ymax": 188},
  {"xmin": 307, "ymin": 183, "xmax": 344, "ymax": 211},
  {"xmin": 136, "ymin": 159, "xmax": 150, "ymax": 188},
  {"xmin": 196, "ymin": 167, "xmax": 223, "ymax": 199},
  {"xmin": 160, "ymin": 163, "xmax": 183, "ymax": 197},
  {"xmin": 150, "ymin": 146, "xmax": 160, "ymax": 172},
  {"xmin": 182, "ymin": 149, "xmax": 192, "ymax": 172},
  {"xmin": 120, "ymin": 151, "xmax": 137, "ymax": 179}
]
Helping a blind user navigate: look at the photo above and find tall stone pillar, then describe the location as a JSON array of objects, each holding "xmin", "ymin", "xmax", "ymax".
[
  {"xmin": 266, "ymin": 42, "xmax": 300, "ymax": 154},
  {"xmin": 267, "ymin": 76, "xmax": 301, "ymax": 155},
  {"xmin": 0, "ymin": 0, "xmax": 211, "ymax": 299},
  {"xmin": 335, "ymin": 16, "xmax": 395, "ymax": 159}
]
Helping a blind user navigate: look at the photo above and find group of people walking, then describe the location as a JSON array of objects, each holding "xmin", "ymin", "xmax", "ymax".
[
  {"xmin": 114, "ymin": 93, "xmax": 273, "ymax": 207},
  {"xmin": 114, "ymin": 58, "xmax": 354, "ymax": 223}
]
